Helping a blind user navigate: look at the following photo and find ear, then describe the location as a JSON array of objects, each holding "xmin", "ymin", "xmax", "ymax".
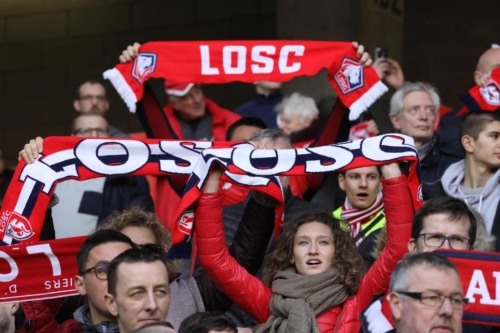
[
  {"xmin": 290, "ymin": 256, "xmax": 295, "ymax": 264},
  {"xmin": 74, "ymin": 275, "xmax": 87, "ymax": 296},
  {"xmin": 9, "ymin": 303, "xmax": 19, "ymax": 315},
  {"xmin": 474, "ymin": 70, "xmax": 484, "ymax": 86},
  {"xmin": 389, "ymin": 292, "xmax": 404, "ymax": 322},
  {"xmin": 390, "ymin": 115, "xmax": 401, "ymax": 131},
  {"xmin": 104, "ymin": 293, "xmax": 118, "ymax": 317},
  {"xmin": 461, "ymin": 135, "xmax": 474, "ymax": 153},
  {"xmin": 303, "ymin": 117, "xmax": 312, "ymax": 128},
  {"xmin": 408, "ymin": 238, "xmax": 417, "ymax": 253},
  {"xmin": 73, "ymin": 99, "xmax": 82, "ymax": 112},
  {"xmin": 338, "ymin": 173, "xmax": 346, "ymax": 191}
]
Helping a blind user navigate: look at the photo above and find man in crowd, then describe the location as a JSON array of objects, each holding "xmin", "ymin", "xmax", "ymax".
[
  {"xmin": 335, "ymin": 166, "xmax": 385, "ymax": 269},
  {"xmin": 389, "ymin": 252, "xmax": 466, "ymax": 333},
  {"xmin": 0, "ymin": 302, "xmax": 19, "ymax": 333},
  {"xmin": 56, "ymin": 230, "xmax": 136, "ymax": 332},
  {"xmin": 178, "ymin": 312, "xmax": 237, "ymax": 333},
  {"xmin": 105, "ymin": 248, "xmax": 170, "ymax": 333},
  {"xmin": 441, "ymin": 111, "xmax": 500, "ymax": 251},
  {"xmin": 74, "ymin": 80, "xmax": 129, "ymax": 138},
  {"xmin": 389, "ymin": 82, "xmax": 462, "ymax": 199},
  {"xmin": 18, "ymin": 112, "xmax": 154, "ymax": 238},
  {"xmin": 225, "ymin": 117, "xmax": 266, "ymax": 142},
  {"xmin": 361, "ymin": 196, "xmax": 477, "ymax": 332},
  {"xmin": 235, "ymin": 81, "xmax": 283, "ymax": 129}
]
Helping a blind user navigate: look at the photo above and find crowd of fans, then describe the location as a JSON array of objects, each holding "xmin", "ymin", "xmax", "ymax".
[{"xmin": 0, "ymin": 39, "xmax": 499, "ymax": 333}]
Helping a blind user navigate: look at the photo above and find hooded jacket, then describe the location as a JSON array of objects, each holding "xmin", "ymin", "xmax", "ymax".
[
  {"xmin": 56, "ymin": 305, "xmax": 119, "ymax": 333},
  {"xmin": 441, "ymin": 160, "xmax": 500, "ymax": 234}
]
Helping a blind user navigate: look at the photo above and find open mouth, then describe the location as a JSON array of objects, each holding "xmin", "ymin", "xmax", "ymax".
[
  {"xmin": 307, "ymin": 259, "xmax": 322, "ymax": 265},
  {"xmin": 356, "ymin": 193, "xmax": 368, "ymax": 198}
]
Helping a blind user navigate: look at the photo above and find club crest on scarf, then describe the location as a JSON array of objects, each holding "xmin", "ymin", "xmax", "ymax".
[
  {"xmin": 132, "ymin": 53, "xmax": 157, "ymax": 84},
  {"xmin": 177, "ymin": 209, "xmax": 194, "ymax": 236},
  {"xmin": 334, "ymin": 58, "xmax": 364, "ymax": 94},
  {"xmin": 480, "ymin": 81, "xmax": 500, "ymax": 105},
  {"xmin": 1, "ymin": 211, "xmax": 34, "ymax": 241}
]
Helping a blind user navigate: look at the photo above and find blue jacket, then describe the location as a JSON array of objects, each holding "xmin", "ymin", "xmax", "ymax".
[{"xmin": 235, "ymin": 92, "xmax": 283, "ymax": 129}]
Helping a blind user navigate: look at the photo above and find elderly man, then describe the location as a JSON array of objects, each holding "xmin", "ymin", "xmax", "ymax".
[
  {"xmin": 104, "ymin": 248, "xmax": 170, "ymax": 333},
  {"xmin": 389, "ymin": 252, "xmax": 467, "ymax": 333},
  {"xmin": 73, "ymin": 80, "xmax": 129, "ymax": 138},
  {"xmin": 389, "ymin": 82, "xmax": 462, "ymax": 199}
]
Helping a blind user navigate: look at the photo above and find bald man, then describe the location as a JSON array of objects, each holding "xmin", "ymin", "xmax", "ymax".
[{"xmin": 474, "ymin": 47, "xmax": 500, "ymax": 87}]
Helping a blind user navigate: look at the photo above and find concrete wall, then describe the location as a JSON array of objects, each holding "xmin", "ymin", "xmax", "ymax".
[{"xmin": 0, "ymin": 0, "xmax": 276, "ymax": 165}]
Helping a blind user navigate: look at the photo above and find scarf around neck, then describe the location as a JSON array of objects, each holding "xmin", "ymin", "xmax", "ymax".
[
  {"xmin": 460, "ymin": 68, "xmax": 500, "ymax": 112},
  {"xmin": 341, "ymin": 192, "xmax": 384, "ymax": 240},
  {"xmin": 253, "ymin": 267, "xmax": 349, "ymax": 333},
  {"xmin": 103, "ymin": 40, "xmax": 387, "ymax": 121}
]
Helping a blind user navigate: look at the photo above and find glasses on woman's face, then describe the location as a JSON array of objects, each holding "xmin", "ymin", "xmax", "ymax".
[
  {"xmin": 418, "ymin": 233, "xmax": 471, "ymax": 250},
  {"xmin": 80, "ymin": 261, "xmax": 109, "ymax": 280},
  {"xmin": 136, "ymin": 243, "xmax": 162, "ymax": 255}
]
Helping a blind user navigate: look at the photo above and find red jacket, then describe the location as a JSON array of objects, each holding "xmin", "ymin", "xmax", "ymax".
[
  {"xmin": 15, "ymin": 300, "xmax": 61, "ymax": 333},
  {"xmin": 196, "ymin": 175, "xmax": 413, "ymax": 333},
  {"xmin": 162, "ymin": 98, "xmax": 240, "ymax": 141}
]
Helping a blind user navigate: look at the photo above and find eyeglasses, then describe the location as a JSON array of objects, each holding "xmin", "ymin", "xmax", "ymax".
[
  {"xmin": 395, "ymin": 291, "xmax": 469, "ymax": 311},
  {"xmin": 137, "ymin": 243, "xmax": 162, "ymax": 255},
  {"xmin": 79, "ymin": 95, "xmax": 107, "ymax": 103},
  {"xmin": 81, "ymin": 261, "xmax": 109, "ymax": 280},
  {"xmin": 418, "ymin": 233, "xmax": 471, "ymax": 250},
  {"xmin": 72, "ymin": 127, "xmax": 109, "ymax": 137}
]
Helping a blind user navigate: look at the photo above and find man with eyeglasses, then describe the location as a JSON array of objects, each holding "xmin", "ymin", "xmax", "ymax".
[
  {"xmin": 73, "ymin": 80, "xmax": 129, "ymax": 138},
  {"xmin": 18, "ymin": 114, "xmax": 153, "ymax": 238},
  {"xmin": 361, "ymin": 196, "xmax": 478, "ymax": 333},
  {"xmin": 56, "ymin": 229, "xmax": 136, "ymax": 332},
  {"xmin": 388, "ymin": 252, "xmax": 467, "ymax": 333}
]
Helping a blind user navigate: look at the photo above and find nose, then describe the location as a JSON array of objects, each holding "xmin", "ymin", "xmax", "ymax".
[
  {"xmin": 440, "ymin": 238, "xmax": 452, "ymax": 250},
  {"xmin": 359, "ymin": 177, "xmax": 368, "ymax": 188},
  {"xmin": 144, "ymin": 291, "xmax": 158, "ymax": 312},
  {"xmin": 437, "ymin": 297, "xmax": 454, "ymax": 317},
  {"xmin": 309, "ymin": 242, "xmax": 318, "ymax": 254},
  {"xmin": 417, "ymin": 108, "xmax": 428, "ymax": 120}
]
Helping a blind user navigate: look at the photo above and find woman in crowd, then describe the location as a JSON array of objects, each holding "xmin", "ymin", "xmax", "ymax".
[{"xmin": 195, "ymin": 162, "xmax": 414, "ymax": 333}]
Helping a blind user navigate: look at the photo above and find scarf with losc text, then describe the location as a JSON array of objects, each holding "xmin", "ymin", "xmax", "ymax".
[
  {"xmin": 0, "ymin": 135, "xmax": 421, "ymax": 258},
  {"xmin": 103, "ymin": 40, "xmax": 388, "ymax": 121}
]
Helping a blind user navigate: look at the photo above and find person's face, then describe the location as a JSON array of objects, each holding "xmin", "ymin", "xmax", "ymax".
[
  {"xmin": 390, "ymin": 266, "xmax": 464, "ymax": 333},
  {"xmin": 0, "ymin": 302, "xmax": 18, "ymax": 333},
  {"xmin": 256, "ymin": 81, "xmax": 282, "ymax": 90},
  {"xmin": 278, "ymin": 112, "xmax": 310, "ymax": 136},
  {"xmin": 338, "ymin": 166, "xmax": 381, "ymax": 210},
  {"xmin": 291, "ymin": 222, "xmax": 335, "ymax": 275},
  {"xmin": 75, "ymin": 242, "xmax": 132, "ymax": 322},
  {"xmin": 107, "ymin": 261, "xmax": 170, "ymax": 333},
  {"xmin": 465, "ymin": 121, "xmax": 500, "ymax": 169},
  {"xmin": 230, "ymin": 125, "xmax": 263, "ymax": 141},
  {"xmin": 408, "ymin": 213, "xmax": 472, "ymax": 253},
  {"xmin": 121, "ymin": 226, "xmax": 156, "ymax": 246},
  {"xmin": 72, "ymin": 115, "xmax": 110, "ymax": 138},
  {"xmin": 169, "ymin": 85, "xmax": 205, "ymax": 121},
  {"xmin": 257, "ymin": 137, "xmax": 291, "ymax": 191},
  {"xmin": 74, "ymin": 82, "xmax": 109, "ymax": 114},
  {"xmin": 391, "ymin": 91, "xmax": 436, "ymax": 147}
]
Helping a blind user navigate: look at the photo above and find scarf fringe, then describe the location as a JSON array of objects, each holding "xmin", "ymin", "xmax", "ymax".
[
  {"xmin": 349, "ymin": 81, "xmax": 388, "ymax": 121},
  {"xmin": 103, "ymin": 68, "xmax": 138, "ymax": 113}
]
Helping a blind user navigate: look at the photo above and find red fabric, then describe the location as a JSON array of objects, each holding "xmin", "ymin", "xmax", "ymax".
[
  {"xmin": 15, "ymin": 300, "xmax": 61, "ymax": 333},
  {"xmin": 53, "ymin": 319, "xmax": 82, "ymax": 333},
  {"xmin": 162, "ymin": 98, "xmax": 240, "ymax": 141},
  {"xmin": 195, "ymin": 174, "xmax": 413, "ymax": 333},
  {"xmin": 104, "ymin": 41, "xmax": 388, "ymax": 121},
  {"xmin": 463, "ymin": 69, "xmax": 500, "ymax": 112}
]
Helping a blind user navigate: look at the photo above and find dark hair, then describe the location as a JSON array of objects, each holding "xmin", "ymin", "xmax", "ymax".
[
  {"xmin": 249, "ymin": 128, "xmax": 292, "ymax": 147},
  {"xmin": 76, "ymin": 80, "xmax": 106, "ymax": 99},
  {"xmin": 131, "ymin": 321, "xmax": 175, "ymax": 333},
  {"xmin": 389, "ymin": 252, "xmax": 458, "ymax": 292},
  {"xmin": 226, "ymin": 117, "xmax": 267, "ymax": 141},
  {"xmin": 76, "ymin": 229, "xmax": 135, "ymax": 274},
  {"xmin": 412, "ymin": 197, "xmax": 477, "ymax": 246},
  {"xmin": 98, "ymin": 207, "xmax": 176, "ymax": 274},
  {"xmin": 107, "ymin": 248, "xmax": 167, "ymax": 296},
  {"xmin": 178, "ymin": 312, "xmax": 237, "ymax": 333},
  {"xmin": 262, "ymin": 212, "xmax": 364, "ymax": 295},
  {"xmin": 460, "ymin": 110, "xmax": 500, "ymax": 140}
]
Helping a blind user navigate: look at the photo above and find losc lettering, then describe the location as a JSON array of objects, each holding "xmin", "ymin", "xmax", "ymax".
[
  {"xmin": 45, "ymin": 278, "xmax": 73, "ymax": 290},
  {"xmin": 200, "ymin": 45, "xmax": 305, "ymax": 75}
]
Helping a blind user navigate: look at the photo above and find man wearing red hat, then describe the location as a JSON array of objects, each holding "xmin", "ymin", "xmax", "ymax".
[{"xmin": 163, "ymin": 81, "xmax": 241, "ymax": 140}]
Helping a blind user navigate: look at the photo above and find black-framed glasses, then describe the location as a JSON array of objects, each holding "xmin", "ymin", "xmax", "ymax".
[
  {"xmin": 81, "ymin": 261, "xmax": 109, "ymax": 280},
  {"xmin": 418, "ymin": 233, "xmax": 471, "ymax": 250},
  {"xmin": 137, "ymin": 243, "xmax": 162, "ymax": 255},
  {"xmin": 395, "ymin": 291, "xmax": 469, "ymax": 311}
]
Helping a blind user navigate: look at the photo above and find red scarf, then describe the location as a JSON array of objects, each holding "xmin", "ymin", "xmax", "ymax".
[
  {"xmin": 341, "ymin": 192, "xmax": 384, "ymax": 241},
  {"xmin": 459, "ymin": 68, "xmax": 500, "ymax": 115},
  {"xmin": 103, "ymin": 41, "xmax": 387, "ymax": 121},
  {"xmin": 0, "ymin": 134, "xmax": 422, "ymax": 250}
]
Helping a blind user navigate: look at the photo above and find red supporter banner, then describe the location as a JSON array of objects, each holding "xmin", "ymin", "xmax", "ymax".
[
  {"xmin": 0, "ymin": 236, "xmax": 85, "ymax": 303},
  {"xmin": 438, "ymin": 249, "xmax": 500, "ymax": 327}
]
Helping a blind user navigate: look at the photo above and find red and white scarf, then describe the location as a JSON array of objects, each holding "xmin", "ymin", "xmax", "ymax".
[
  {"xmin": 341, "ymin": 192, "xmax": 384, "ymax": 240},
  {"xmin": 103, "ymin": 40, "xmax": 387, "ymax": 121},
  {"xmin": 0, "ymin": 134, "xmax": 422, "ymax": 249},
  {"xmin": 458, "ymin": 68, "xmax": 500, "ymax": 115}
]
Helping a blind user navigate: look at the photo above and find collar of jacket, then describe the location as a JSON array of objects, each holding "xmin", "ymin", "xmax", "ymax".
[{"xmin": 73, "ymin": 305, "xmax": 120, "ymax": 333}]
